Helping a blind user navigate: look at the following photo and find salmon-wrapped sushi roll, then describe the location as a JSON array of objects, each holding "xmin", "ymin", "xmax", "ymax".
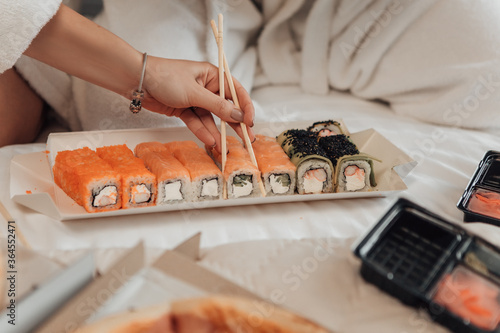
[
  {"xmin": 96, "ymin": 144, "xmax": 156, "ymax": 209},
  {"xmin": 53, "ymin": 147, "xmax": 122, "ymax": 213},
  {"xmin": 252, "ymin": 135, "xmax": 296, "ymax": 196},
  {"xmin": 135, "ymin": 142, "xmax": 191, "ymax": 204},
  {"xmin": 207, "ymin": 136, "xmax": 261, "ymax": 199},
  {"xmin": 134, "ymin": 141, "xmax": 167, "ymax": 158},
  {"xmin": 164, "ymin": 141, "xmax": 223, "ymax": 201}
]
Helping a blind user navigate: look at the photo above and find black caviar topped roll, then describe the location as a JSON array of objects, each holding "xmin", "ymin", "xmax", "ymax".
[
  {"xmin": 278, "ymin": 120, "xmax": 378, "ymax": 194},
  {"xmin": 319, "ymin": 134, "xmax": 359, "ymax": 167},
  {"xmin": 279, "ymin": 129, "xmax": 328, "ymax": 160},
  {"xmin": 277, "ymin": 129, "xmax": 333, "ymax": 194},
  {"xmin": 307, "ymin": 120, "xmax": 345, "ymax": 136}
]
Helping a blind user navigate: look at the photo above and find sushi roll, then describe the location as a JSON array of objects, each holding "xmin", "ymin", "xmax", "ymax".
[
  {"xmin": 317, "ymin": 133, "xmax": 377, "ymax": 193},
  {"xmin": 251, "ymin": 134, "xmax": 296, "ymax": 195},
  {"xmin": 277, "ymin": 129, "xmax": 333, "ymax": 194},
  {"xmin": 134, "ymin": 141, "xmax": 169, "ymax": 157},
  {"xmin": 164, "ymin": 141, "xmax": 223, "ymax": 201},
  {"xmin": 207, "ymin": 136, "xmax": 261, "ymax": 199},
  {"xmin": 307, "ymin": 120, "xmax": 346, "ymax": 137},
  {"xmin": 134, "ymin": 142, "xmax": 191, "ymax": 204},
  {"xmin": 317, "ymin": 134, "xmax": 359, "ymax": 165},
  {"xmin": 334, "ymin": 154, "xmax": 377, "ymax": 192},
  {"xmin": 96, "ymin": 144, "xmax": 156, "ymax": 209},
  {"xmin": 52, "ymin": 147, "xmax": 122, "ymax": 213}
]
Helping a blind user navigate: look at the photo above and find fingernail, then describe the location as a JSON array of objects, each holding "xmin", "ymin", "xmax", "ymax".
[{"xmin": 230, "ymin": 109, "xmax": 244, "ymax": 122}]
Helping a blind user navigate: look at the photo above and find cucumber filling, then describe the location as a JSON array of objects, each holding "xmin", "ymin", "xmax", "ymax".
[
  {"xmin": 269, "ymin": 174, "xmax": 290, "ymax": 194},
  {"xmin": 232, "ymin": 174, "xmax": 253, "ymax": 198}
]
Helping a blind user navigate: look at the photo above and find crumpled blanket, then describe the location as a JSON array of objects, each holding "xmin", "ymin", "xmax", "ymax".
[{"xmin": 13, "ymin": 0, "xmax": 500, "ymax": 131}]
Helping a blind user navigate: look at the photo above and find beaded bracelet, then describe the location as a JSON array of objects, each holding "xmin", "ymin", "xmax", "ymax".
[{"xmin": 129, "ymin": 52, "xmax": 148, "ymax": 113}]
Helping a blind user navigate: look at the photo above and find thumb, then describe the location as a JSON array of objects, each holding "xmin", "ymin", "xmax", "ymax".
[{"xmin": 191, "ymin": 87, "xmax": 246, "ymax": 124}]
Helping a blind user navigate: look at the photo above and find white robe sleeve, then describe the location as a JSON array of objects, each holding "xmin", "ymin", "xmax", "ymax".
[{"xmin": 0, "ymin": 0, "xmax": 62, "ymax": 74}]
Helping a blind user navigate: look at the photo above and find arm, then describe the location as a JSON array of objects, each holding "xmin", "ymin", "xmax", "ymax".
[{"xmin": 22, "ymin": 4, "xmax": 254, "ymax": 149}]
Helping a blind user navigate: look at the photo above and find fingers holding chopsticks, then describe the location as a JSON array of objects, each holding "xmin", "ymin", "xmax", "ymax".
[
  {"xmin": 141, "ymin": 57, "xmax": 254, "ymax": 127},
  {"xmin": 178, "ymin": 106, "xmax": 255, "ymax": 153},
  {"xmin": 186, "ymin": 67, "xmax": 256, "ymax": 150},
  {"xmin": 228, "ymin": 121, "xmax": 255, "ymax": 143},
  {"xmin": 177, "ymin": 107, "xmax": 219, "ymax": 150},
  {"xmin": 190, "ymin": 71, "xmax": 254, "ymax": 128},
  {"xmin": 138, "ymin": 56, "xmax": 254, "ymax": 150},
  {"xmin": 233, "ymin": 82, "xmax": 255, "ymax": 127}
]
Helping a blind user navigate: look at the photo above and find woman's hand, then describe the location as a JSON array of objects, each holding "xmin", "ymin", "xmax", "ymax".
[
  {"xmin": 23, "ymin": 5, "xmax": 254, "ymax": 151},
  {"xmin": 142, "ymin": 56, "xmax": 255, "ymax": 151}
]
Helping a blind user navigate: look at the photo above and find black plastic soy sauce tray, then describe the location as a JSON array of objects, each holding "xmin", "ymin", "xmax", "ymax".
[
  {"xmin": 354, "ymin": 198, "xmax": 500, "ymax": 333},
  {"xmin": 458, "ymin": 150, "xmax": 500, "ymax": 226}
]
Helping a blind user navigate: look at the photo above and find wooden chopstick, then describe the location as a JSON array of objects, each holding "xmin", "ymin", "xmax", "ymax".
[
  {"xmin": 216, "ymin": 14, "xmax": 228, "ymax": 200},
  {"xmin": 0, "ymin": 200, "xmax": 31, "ymax": 249},
  {"xmin": 210, "ymin": 18, "xmax": 267, "ymax": 197}
]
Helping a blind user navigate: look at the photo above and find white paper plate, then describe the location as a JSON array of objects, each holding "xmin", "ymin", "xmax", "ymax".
[{"xmin": 10, "ymin": 121, "xmax": 415, "ymax": 221}]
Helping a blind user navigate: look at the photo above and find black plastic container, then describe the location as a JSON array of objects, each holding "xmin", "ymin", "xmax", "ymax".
[
  {"xmin": 458, "ymin": 150, "xmax": 500, "ymax": 226},
  {"xmin": 354, "ymin": 198, "xmax": 500, "ymax": 333}
]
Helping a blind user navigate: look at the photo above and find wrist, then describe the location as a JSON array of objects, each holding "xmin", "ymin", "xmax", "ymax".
[
  {"xmin": 140, "ymin": 55, "xmax": 163, "ymax": 101},
  {"xmin": 129, "ymin": 52, "xmax": 148, "ymax": 113}
]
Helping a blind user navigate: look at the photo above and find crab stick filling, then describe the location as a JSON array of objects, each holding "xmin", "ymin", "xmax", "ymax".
[
  {"xmin": 93, "ymin": 185, "xmax": 118, "ymax": 207},
  {"xmin": 344, "ymin": 165, "xmax": 366, "ymax": 191},
  {"xmin": 318, "ymin": 128, "xmax": 338, "ymax": 137},
  {"xmin": 163, "ymin": 181, "xmax": 183, "ymax": 201},
  {"xmin": 201, "ymin": 178, "xmax": 218, "ymax": 198},
  {"xmin": 131, "ymin": 184, "xmax": 151, "ymax": 204},
  {"xmin": 303, "ymin": 168, "xmax": 327, "ymax": 194}
]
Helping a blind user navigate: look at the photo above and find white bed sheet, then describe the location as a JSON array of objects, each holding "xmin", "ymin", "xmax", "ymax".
[
  {"xmin": 3, "ymin": 84, "xmax": 496, "ymax": 251},
  {"xmin": 1, "ymin": 85, "xmax": 500, "ymax": 332}
]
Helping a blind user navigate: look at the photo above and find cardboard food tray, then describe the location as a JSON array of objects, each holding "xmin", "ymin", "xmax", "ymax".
[{"xmin": 10, "ymin": 121, "xmax": 416, "ymax": 221}]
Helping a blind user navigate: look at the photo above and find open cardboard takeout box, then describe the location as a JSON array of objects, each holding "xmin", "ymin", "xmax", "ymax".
[
  {"xmin": 10, "ymin": 120, "xmax": 416, "ymax": 220},
  {"xmin": 0, "ymin": 233, "xmax": 330, "ymax": 333}
]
